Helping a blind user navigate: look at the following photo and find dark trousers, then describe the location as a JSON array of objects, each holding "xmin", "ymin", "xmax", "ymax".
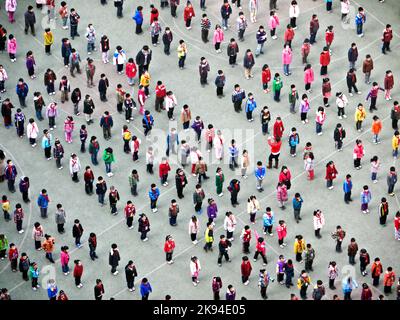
[
  {"xmin": 274, "ymin": 89, "xmax": 281, "ymax": 101},
  {"xmin": 349, "ymin": 255, "xmax": 356, "ymax": 265},
  {"xmin": 382, "ymin": 41, "xmax": 391, "ymax": 54},
  {"xmin": 127, "ymin": 278, "xmax": 135, "ymax": 289},
  {"xmin": 140, "ymin": 231, "xmax": 148, "ymax": 240},
  {"xmin": 164, "ymin": 42, "xmax": 170, "ymax": 55},
  {"xmin": 7, "ymin": 179, "xmax": 15, "ymax": 192},
  {"xmin": 310, "ymin": 32, "xmax": 317, "ymax": 44},
  {"xmin": 243, "ymin": 241, "xmax": 250, "ymax": 253},
  {"xmin": 179, "ymin": 56, "xmax": 186, "ymax": 68},
  {"xmin": 369, "ymin": 96, "xmax": 377, "ymax": 111},
  {"xmin": 171, "ymin": 5, "xmax": 177, "ymax": 17},
  {"xmin": 354, "ymin": 158, "xmax": 361, "ymax": 168},
  {"xmin": 372, "ymin": 276, "xmax": 380, "ymax": 286},
  {"xmin": 136, "ymin": 23, "xmax": 143, "ymax": 34},
  {"xmin": 127, "ymin": 216, "xmax": 133, "ymax": 228},
  {"xmin": 155, "ymin": 97, "xmax": 164, "ymax": 111},
  {"xmin": 150, "ymin": 199, "xmax": 157, "ymax": 209},
  {"xmin": 45, "ymin": 45, "xmax": 51, "ymax": 54},
  {"xmin": 25, "ymin": 22, "xmax": 35, "ymax": 35},
  {"xmin": 290, "ymin": 17, "xmax": 296, "ymax": 28},
  {"xmin": 117, "ymin": 6, "xmax": 123, "ymax": 17},
  {"xmin": 216, "ymin": 87, "xmax": 224, "ymax": 96},
  {"xmin": 348, "ymin": 84, "xmax": 359, "ymax": 94},
  {"xmin": 166, "ymin": 252, "xmax": 173, "ymax": 262},
  {"xmin": 70, "ymin": 25, "xmax": 78, "ymax": 38},
  {"xmin": 336, "ymin": 240, "xmax": 342, "ymax": 252},
  {"xmin": 254, "ymin": 251, "xmax": 267, "ymax": 264},
  {"xmin": 200, "ymin": 73, "xmax": 208, "ymax": 85},
  {"xmin": 329, "ymin": 278, "xmax": 335, "ymax": 289},
  {"xmin": 201, "ymin": 29, "xmax": 209, "ymax": 42},
  {"xmin": 217, "ymin": 252, "xmax": 229, "ymax": 264},
  {"xmin": 16, "ymin": 220, "xmax": 23, "ymax": 231},
  {"xmin": 75, "ymin": 276, "xmax": 81, "ymax": 286},
  {"xmin": 229, "ymin": 55, "xmax": 237, "ymax": 65},
  {"xmin": 85, "ymin": 181, "xmax": 93, "ymax": 194},
  {"xmin": 344, "ymin": 191, "xmax": 351, "ymax": 203},
  {"xmin": 230, "ymin": 192, "xmax": 238, "ymax": 205},
  {"xmin": 57, "ymin": 224, "xmax": 64, "ymax": 233},
  {"xmin": 305, "ymin": 260, "xmax": 313, "ymax": 271}
]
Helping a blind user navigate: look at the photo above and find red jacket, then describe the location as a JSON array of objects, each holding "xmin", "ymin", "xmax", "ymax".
[
  {"xmin": 125, "ymin": 62, "xmax": 137, "ymax": 78},
  {"xmin": 371, "ymin": 262, "xmax": 383, "ymax": 277},
  {"xmin": 384, "ymin": 75, "xmax": 394, "ymax": 90},
  {"xmin": 73, "ymin": 264, "xmax": 83, "ymax": 278},
  {"xmin": 242, "ymin": 229, "xmax": 251, "ymax": 243},
  {"xmin": 261, "ymin": 69, "xmax": 271, "ymax": 84},
  {"xmin": 325, "ymin": 30, "xmax": 334, "ymax": 44},
  {"xmin": 325, "ymin": 165, "xmax": 338, "ymax": 180},
  {"xmin": 155, "ymin": 84, "xmax": 167, "ymax": 98},
  {"xmin": 268, "ymin": 139, "xmax": 282, "ymax": 154},
  {"xmin": 273, "ymin": 121, "xmax": 284, "ymax": 139},
  {"xmin": 159, "ymin": 162, "xmax": 171, "ymax": 177},
  {"xmin": 320, "ymin": 51, "xmax": 330, "ymax": 66},
  {"xmin": 241, "ymin": 261, "xmax": 252, "ymax": 277},
  {"xmin": 279, "ymin": 170, "xmax": 291, "ymax": 183},
  {"xmin": 284, "ymin": 28, "xmax": 294, "ymax": 42},
  {"xmin": 164, "ymin": 240, "xmax": 175, "ymax": 253},
  {"xmin": 183, "ymin": 7, "xmax": 195, "ymax": 21},
  {"xmin": 150, "ymin": 8, "xmax": 159, "ymax": 24},
  {"xmin": 383, "ymin": 29, "xmax": 393, "ymax": 42},
  {"xmin": 124, "ymin": 204, "xmax": 136, "ymax": 218}
]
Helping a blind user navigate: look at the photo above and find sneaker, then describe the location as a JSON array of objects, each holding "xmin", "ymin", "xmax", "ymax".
[
  {"xmin": 338, "ymin": 116, "xmax": 343, "ymax": 119},
  {"xmin": 113, "ymin": 271, "xmax": 119, "ymax": 275},
  {"xmin": 349, "ymin": 93, "xmax": 354, "ymax": 97},
  {"xmin": 32, "ymin": 287, "xmax": 37, "ymax": 291},
  {"xmin": 283, "ymin": 243, "xmax": 287, "ymax": 246},
  {"xmin": 328, "ymin": 186, "xmax": 334, "ymax": 190},
  {"xmin": 143, "ymin": 238, "xmax": 149, "ymax": 242},
  {"xmin": 269, "ymin": 233, "xmax": 273, "ymax": 237},
  {"xmin": 18, "ymin": 229, "xmax": 24, "ymax": 234},
  {"xmin": 357, "ymin": 91, "xmax": 362, "ymax": 95},
  {"xmin": 218, "ymin": 193, "xmax": 223, "ymax": 197},
  {"xmin": 128, "ymin": 226, "xmax": 134, "ymax": 229},
  {"xmin": 244, "ymin": 280, "xmax": 249, "ymax": 286},
  {"xmin": 280, "ymin": 244, "xmax": 284, "ymax": 248},
  {"xmin": 129, "ymin": 288, "xmax": 134, "ymax": 292},
  {"xmin": 362, "ymin": 210, "xmax": 367, "ymax": 214},
  {"xmin": 192, "ymin": 240, "xmax": 198, "ymax": 245}
]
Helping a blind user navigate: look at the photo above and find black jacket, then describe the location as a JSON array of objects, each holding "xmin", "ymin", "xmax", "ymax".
[
  {"xmin": 72, "ymin": 224, "xmax": 84, "ymax": 238},
  {"xmin": 71, "ymin": 89, "xmax": 81, "ymax": 104},
  {"xmin": 109, "ymin": 249, "xmax": 120, "ymax": 266},
  {"xmin": 83, "ymin": 99, "xmax": 95, "ymax": 114},
  {"xmin": 333, "ymin": 128, "xmax": 346, "ymax": 141},
  {"xmin": 98, "ymin": 78, "xmax": 109, "ymax": 93},
  {"xmin": 136, "ymin": 50, "xmax": 152, "ymax": 67},
  {"xmin": 24, "ymin": 11, "xmax": 36, "ymax": 25},
  {"xmin": 162, "ymin": 32, "xmax": 173, "ymax": 44},
  {"xmin": 125, "ymin": 264, "xmax": 138, "ymax": 282},
  {"xmin": 218, "ymin": 239, "xmax": 232, "ymax": 253}
]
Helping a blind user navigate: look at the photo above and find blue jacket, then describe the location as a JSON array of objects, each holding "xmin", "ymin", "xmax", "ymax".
[
  {"xmin": 42, "ymin": 135, "xmax": 53, "ymax": 149},
  {"xmin": 343, "ymin": 179, "xmax": 352, "ymax": 193},
  {"xmin": 355, "ymin": 13, "xmax": 366, "ymax": 25},
  {"xmin": 140, "ymin": 282, "xmax": 152, "ymax": 297},
  {"xmin": 132, "ymin": 10, "xmax": 143, "ymax": 25},
  {"xmin": 263, "ymin": 213, "xmax": 275, "ymax": 227},
  {"xmin": 148, "ymin": 188, "xmax": 160, "ymax": 201},
  {"xmin": 4, "ymin": 165, "xmax": 17, "ymax": 180},
  {"xmin": 100, "ymin": 115, "xmax": 113, "ymax": 128},
  {"xmin": 142, "ymin": 114, "xmax": 154, "ymax": 128},
  {"xmin": 288, "ymin": 133, "xmax": 299, "ymax": 147},
  {"xmin": 360, "ymin": 191, "xmax": 371, "ymax": 204},
  {"xmin": 37, "ymin": 194, "xmax": 49, "ymax": 208},
  {"xmin": 342, "ymin": 278, "xmax": 358, "ymax": 293},
  {"xmin": 245, "ymin": 99, "xmax": 257, "ymax": 112},
  {"xmin": 292, "ymin": 197, "xmax": 303, "ymax": 210},
  {"xmin": 228, "ymin": 146, "xmax": 239, "ymax": 157},
  {"xmin": 47, "ymin": 284, "xmax": 58, "ymax": 299},
  {"xmin": 16, "ymin": 83, "xmax": 29, "ymax": 97},
  {"xmin": 254, "ymin": 166, "xmax": 266, "ymax": 179}
]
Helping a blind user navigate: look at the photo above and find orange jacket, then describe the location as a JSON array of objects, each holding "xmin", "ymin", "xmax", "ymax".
[
  {"xmin": 371, "ymin": 120, "xmax": 382, "ymax": 134},
  {"xmin": 383, "ymin": 271, "xmax": 396, "ymax": 287},
  {"xmin": 42, "ymin": 238, "xmax": 55, "ymax": 253}
]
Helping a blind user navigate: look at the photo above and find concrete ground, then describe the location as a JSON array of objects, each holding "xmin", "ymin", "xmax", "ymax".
[{"xmin": 0, "ymin": 0, "xmax": 399, "ymax": 300}]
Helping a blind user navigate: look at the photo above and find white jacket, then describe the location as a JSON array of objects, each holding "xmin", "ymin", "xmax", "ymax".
[
  {"xmin": 69, "ymin": 157, "xmax": 81, "ymax": 174},
  {"xmin": 27, "ymin": 122, "xmax": 39, "ymax": 139},
  {"xmin": 289, "ymin": 4, "xmax": 300, "ymax": 18},
  {"xmin": 188, "ymin": 220, "xmax": 200, "ymax": 235},
  {"xmin": 0, "ymin": 68, "xmax": 8, "ymax": 81},
  {"xmin": 165, "ymin": 94, "xmax": 177, "ymax": 111},
  {"xmin": 190, "ymin": 149, "xmax": 202, "ymax": 163},
  {"xmin": 113, "ymin": 50, "xmax": 127, "ymax": 65},
  {"xmin": 313, "ymin": 213, "xmax": 325, "ymax": 230},
  {"xmin": 247, "ymin": 199, "xmax": 260, "ymax": 214},
  {"xmin": 341, "ymin": 0, "xmax": 350, "ymax": 14},
  {"xmin": 190, "ymin": 259, "xmax": 201, "ymax": 276},
  {"xmin": 224, "ymin": 215, "xmax": 237, "ymax": 232},
  {"xmin": 336, "ymin": 95, "xmax": 348, "ymax": 109}
]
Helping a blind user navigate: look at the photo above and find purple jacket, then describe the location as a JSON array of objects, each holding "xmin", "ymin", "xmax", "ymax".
[
  {"xmin": 277, "ymin": 260, "xmax": 286, "ymax": 273},
  {"xmin": 207, "ymin": 203, "xmax": 218, "ymax": 220}
]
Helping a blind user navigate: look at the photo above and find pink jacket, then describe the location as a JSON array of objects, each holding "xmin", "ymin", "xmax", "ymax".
[
  {"xmin": 282, "ymin": 48, "xmax": 292, "ymax": 65},
  {"xmin": 277, "ymin": 184, "xmax": 288, "ymax": 202},
  {"xmin": 5, "ymin": 0, "xmax": 17, "ymax": 12},
  {"xmin": 304, "ymin": 68, "xmax": 314, "ymax": 84},
  {"xmin": 60, "ymin": 251, "xmax": 70, "ymax": 267},
  {"xmin": 7, "ymin": 39, "xmax": 17, "ymax": 54},
  {"xmin": 353, "ymin": 144, "xmax": 365, "ymax": 159},
  {"xmin": 213, "ymin": 29, "xmax": 224, "ymax": 45},
  {"xmin": 316, "ymin": 111, "xmax": 326, "ymax": 124},
  {"xmin": 276, "ymin": 224, "xmax": 287, "ymax": 240},
  {"xmin": 268, "ymin": 15, "xmax": 280, "ymax": 30},
  {"xmin": 64, "ymin": 120, "xmax": 74, "ymax": 133}
]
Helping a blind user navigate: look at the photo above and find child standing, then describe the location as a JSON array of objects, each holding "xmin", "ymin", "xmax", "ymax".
[
  {"xmin": 353, "ymin": 139, "xmax": 365, "ymax": 169},
  {"xmin": 2, "ymin": 195, "xmax": 11, "ymax": 221},
  {"xmin": 301, "ymin": 39, "xmax": 310, "ymax": 65},
  {"xmin": 384, "ymin": 70, "xmax": 394, "ymax": 101},
  {"xmin": 360, "ymin": 185, "xmax": 372, "ymax": 214},
  {"xmin": 303, "ymin": 64, "xmax": 314, "ymax": 93},
  {"xmin": 322, "ymin": 78, "xmax": 331, "ymax": 107},
  {"xmin": 268, "ymin": 11, "xmax": 279, "ymax": 39},
  {"xmin": 366, "ymin": 82, "xmax": 384, "ymax": 112},
  {"xmin": 354, "ymin": 103, "xmax": 366, "ymax": 132},
  {"xmin": 334, "ymin": 123, "xmax": 346, "ymax": 151},
  {"xmin": 300, "ymin": 94, "xmax": 310, "ymax": 124},
  {"xmin": 213, "ymin": 25, "xmax": 224, "ymax": 53},
  {"xmin": 315, "ymin": 106, "xmax": 326, "ymax": 135},
  {"xmin": 355, "ymin": 7, "xmax": 366, "ymax": 37},
  {"xmin": 272, "ymin": 73, "xmax": 283, "ymax": 102},
  {"xmin": 7, "ymin": 34, "xmax": 17, "ymax": 62},
  {"xmin": 371, "ymin": 115, "xmax": 382, "ymax": 144},
  {"xmin": 261, "ymin": 64, "xmax": 271, "ymax": 93},
  {"xmin": 63, "ymin": 116, "xmax": 74, "ymax": 143},
  {"xmin": 73, "ymin": 260, "xmax": 83, "ymax": 288},
  {"xmin": 26, "ymin": 51, "xmax": 36, "ymax": 79},
  {"xmin": 392, "ymin": 131, "xmax": 400, "ymax": 159},
  {"xmin": 304, "ymin": 152, "xmax": 315, "ymax": 180}
]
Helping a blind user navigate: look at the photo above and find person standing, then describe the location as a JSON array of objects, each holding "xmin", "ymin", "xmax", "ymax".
[
  {"xmin": 304, "ymin": 243, "xmax": 315, "ymax": 272},
  {"xmin": 371, "ymin": 258, "xmax": 383, "ymax": 287},
  {"xmin": 243, "ymin": 49, "xmax": 255, "ymax": 79},
  {"xmin": 313, "ymin": 210, "xmax": 325, "ymax": 239},
  {"xmin": 387, "ymin": 167, "xmax": 397, "ymax": 196},
  {"xmin": 94, "ymin": 279, "xmax": 105, "ymax": 300},
  {"xmin": 114, "ymin": 0, "xmax": 124, "ymax": 18},
  {"xmin": 193, "ymin": 184, "xmax": 206, "ymax": 214},
  {"xmin": 217, "ymin": 235, "xmax": 232, "ymax": 266},
  {"xmin": 69, "ymin": 8, "xmax": 80, "ymax": 39},
  {"xmin": 88, "ymin": 233, "xmax": 98, "ymax": 260},
  {"xmin": 109, "ymin": 243, "xmax": 120, "ymax": 275},
  {"xmin": 164, "ymin": 235, "xmax": 176, "ymax": 264},
  {"xmin": 72, "ymin": 219, "xmax": 84, "ymax": 248},
  {"xmin": 183, "ymin": 1, "xmax": 195, "ymax": 30},
  {"xmin": 132, "ymin": 6, "xmax": 144, "ymax": 34},
  {"xmin": 220, "ymin": 0, "xmax": 232, "ymax": 30},
  {"xmin": 348, "ymin": 238, "xmax": 359, "ymax": 265},
  {"xmin": 379, "ymin": 197, "xmax": 389, "ymax": 226},
  {"xmin": 236, "ymin": 12, "xmax": 247, "ymax": 41},
  {"xmin": 342, "ymin": 276, "xmax": 358, "ymax": 300},
  {"xmin": 241, "ymin": 256, "xmax": 252, "ymax": 285},
  {"xmin": 55, "ymin": 204, "xmax": 66, "ymax": 234},
  {"xmin": 177, "ymin": 40, "xmax": 188, "ymax": 70},
  {"xmin": 332, "ymin": 225, "xmax": 346, "ymax": 252},
  {"xmin": 297, "ymin": 270, "xmax": 311, "ymax": 300},
  {"xmin": 293, "ymin": 235, "xmax": 305, "ymax": 263},
  {"xmin": 73, "ymin": 260, "xmax": 83, "ymax": 288},
  {"xmin": 125, "ymin": 261, "xmax": 138, "ymax": 292},
  {"xmin": 140, "ymin": 278, "xmax": 152, "ymax": 300},
  {"xmin": 41, "ymin": 234, "xmax": 55, "ymax": 263},
  {"xmin": 383, "ymin": 267, "xmax": 396, "ymax": 294},
  {"xmin": 24, "ymin": 6, "xmax": 36, "ymax": 36},
  {"xmin": 138, "ymin": 214, "xmax": 150, "ymax": 241},
  {"xmin": 309, "ymin": 14, "xmax": 319, "ymax": 45}
]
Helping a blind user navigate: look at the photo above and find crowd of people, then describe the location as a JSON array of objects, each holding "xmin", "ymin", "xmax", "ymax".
[{"xmin": 0, "ymin": 0, "xmax": 399, "ymax": 301}]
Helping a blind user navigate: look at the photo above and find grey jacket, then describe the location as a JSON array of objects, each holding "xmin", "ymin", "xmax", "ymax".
[{"xmin": 55, "ymin": 209, "xmax": 66, "ymax": 224}]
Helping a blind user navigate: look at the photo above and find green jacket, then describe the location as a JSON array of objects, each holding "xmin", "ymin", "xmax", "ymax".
[
  {"xmin": 288, "ymin": 91, "xmax": 299, "ymax": 104},
  {"xmin": 0, "ymin": 237, "xmax": 8, "ymax": 251},
  {"xmin": 215, "ymin": 173, "xmax": 225, "ymax": 189},
  {"xmin": 272, "ymin": 78, "xmax": 283, "ymax": 92},
  {"xmin": 102, "ymin": 151, "xmax": 115, "ymax": 164},
  {"xmin": 129, "ymin": 174, "xmax": 139, "ymax": 187}
]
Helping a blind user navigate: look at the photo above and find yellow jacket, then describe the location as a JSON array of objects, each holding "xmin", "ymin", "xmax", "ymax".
[
  {"xmin": 205, "ymin": 228, "xmax": 213, "ymax": 243},
  {"xmin": 1, "ymin": 201, "xmax": 10, "ymax": 212},
  {"xmin": 140, "ymin": 74, "xmax": 151, "ymax": 87},
  {"xmin": 354, "ymin": 108, "xmax": 366, "ymax": 122},
  {"xmin": 44, "ymin": 32, "xmax": 54, "ymax": 46},
  {"xmin": 177, "ymin": 44, "xmax": 187, "ymax": 58},
  {"xmin": 392, "ymin": 135, "xmax": 399, "ymax": 150},
  {"xmin": 297, "ymin": 276, "xmax": 311, "ymax": 289},
  {"xmin": 123, "ymin": 130, "xmax": 132, "ymax": 141},
  {"xmin": 293, "ymin": 239, "xmax": 306, "ymax": 254}
]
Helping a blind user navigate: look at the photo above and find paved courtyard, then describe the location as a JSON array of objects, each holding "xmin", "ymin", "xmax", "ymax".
[{"xmin": 0, "ymin": 0, "xmax": 400, "ymax": 300}]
